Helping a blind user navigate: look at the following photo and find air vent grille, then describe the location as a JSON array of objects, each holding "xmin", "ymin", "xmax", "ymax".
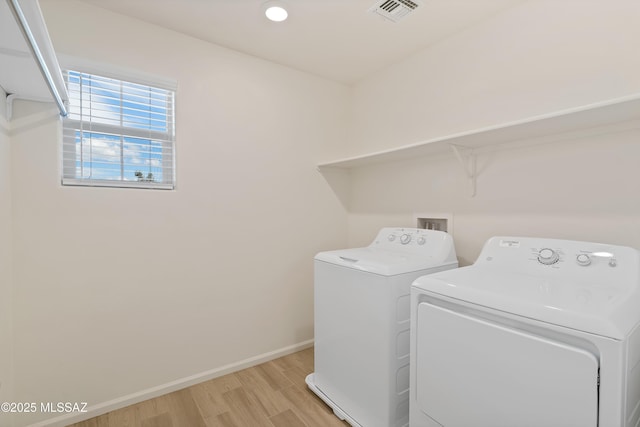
[{"xmin": 368, "ymin": 0, "xmax": 421, "ymax": 23}]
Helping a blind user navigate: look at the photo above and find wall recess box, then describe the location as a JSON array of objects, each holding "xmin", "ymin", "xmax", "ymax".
[{"xmin": 414, "ymin": 213, "xmax": 453, "ymax": 235}]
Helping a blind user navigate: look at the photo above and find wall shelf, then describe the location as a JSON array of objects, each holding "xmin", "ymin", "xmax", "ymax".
[{"xmin": 317, "ymin": 93, "xmax": 640, "ymax": 170}]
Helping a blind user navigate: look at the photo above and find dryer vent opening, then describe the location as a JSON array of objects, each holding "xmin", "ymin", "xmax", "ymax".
[{"xmin": 368, "ymin": 0, "xmax": 422, "ymax": 23}]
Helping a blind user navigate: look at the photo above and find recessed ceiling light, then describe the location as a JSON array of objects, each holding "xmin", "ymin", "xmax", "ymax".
[{"xmin": 264, "ymin": 2, "xmax": 288, "ymax": 22}]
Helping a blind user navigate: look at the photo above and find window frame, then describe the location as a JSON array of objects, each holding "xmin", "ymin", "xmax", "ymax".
[{"xmin": 61, "ymin": 67, "xmax": 176, "ymax": 190}]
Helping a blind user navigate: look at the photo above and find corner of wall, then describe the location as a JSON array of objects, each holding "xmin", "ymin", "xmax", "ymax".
[
  {"xmin": 0, "ymin": 87, "xmax": 15, "ymax": 427},
  {"xmin": 0, "ymin": 88, "xmax": 8, "ymax": 131}
]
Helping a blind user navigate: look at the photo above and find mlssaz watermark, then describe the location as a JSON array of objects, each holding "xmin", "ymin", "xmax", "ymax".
[{"xmin": 1, "ymin": 402, "xmax": 88, "ymax": 413}]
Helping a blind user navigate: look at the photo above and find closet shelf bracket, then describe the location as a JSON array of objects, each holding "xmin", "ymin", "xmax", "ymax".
[{"xmin": 450, "ymin": 144, "xmax": 477, "ymax": 197}]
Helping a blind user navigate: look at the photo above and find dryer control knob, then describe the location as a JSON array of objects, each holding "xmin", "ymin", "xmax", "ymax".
[
  {"xmin": 400, "ymin": 234, "xmax": 412, "ymax": 245},
  {"xmin": 417, "ymin": 236, "xmax": 426, "ymax": 245},
  {"xmin": 576, "ymin": 254, "xmax": 591, "ymax": 266},
  {"xmin": 388, "ymin": 234, "xmax": 396, "ymax": 242},
  {"xmin": 538, "ymin": 248, "xmax": 560, "ymax": 265}
]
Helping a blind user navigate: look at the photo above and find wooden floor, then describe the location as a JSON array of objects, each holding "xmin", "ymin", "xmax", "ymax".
[{"xmin": 68, "ymin": 347, "xmax": 350, "ymax": 427}]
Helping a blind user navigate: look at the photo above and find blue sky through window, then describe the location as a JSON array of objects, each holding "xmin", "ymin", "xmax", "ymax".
[{"xmin": 64, "ymin": 71, "xmax": 174, "ymax": 185}]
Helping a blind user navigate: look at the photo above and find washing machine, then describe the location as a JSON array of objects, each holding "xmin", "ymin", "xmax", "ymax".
[
  {"xmin": 410, "ymin": 236, "xmax": 640, "ymax": 427},
  {"xmin": 306, "ymin": 227, "xmax": 458, "ymax": 427}
]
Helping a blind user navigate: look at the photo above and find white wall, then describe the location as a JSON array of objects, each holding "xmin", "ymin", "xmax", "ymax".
[
  {"xmin": 10, "ymin": 1, "xmax": 349, "ymax": 425},
  {"xmin": 348, "ymin": 129, "xmax": 640, "ymax": 265},
  {"xmin": 0, "ymin": 90, "xmax": 15, "ymax": 427},
  {"xmin": 346, "ymin": 0, "xmax": 640, "ymax": 263},
  {"xmin": 349, "ymin": 0, "xmax": 640, "ymax": 157},
  {"xmin": 8, "ymin": 0, "xmax": 640, "ymax": 424}
]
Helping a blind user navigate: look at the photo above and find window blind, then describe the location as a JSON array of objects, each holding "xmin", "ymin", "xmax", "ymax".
[{"xmin": 62, "ymin": 70, "xmax": 175, "ymax": 189}]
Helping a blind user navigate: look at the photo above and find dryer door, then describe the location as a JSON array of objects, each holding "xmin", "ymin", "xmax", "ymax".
[{"xmin": 415, "ymin": 302, "xmax": 599, "ymax": 427}]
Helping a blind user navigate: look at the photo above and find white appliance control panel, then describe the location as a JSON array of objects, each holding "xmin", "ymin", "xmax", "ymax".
[
  {"xmin": 413, "ymin": 236, "xmax": 640, "ymax": 339},
  {"xmin": 528, "ymin": 245, "xmax": 620, "ymax": 269},
  {"xmin": 459, "ymin": 236, "xmax": 640, "ymax": 338},
  {"xmin": 373, "ymin": 228, "xmax": 449, "ymax": 252},
  {"xmin": 477, "ymin": 237, "xmax": 638, "ymax": 283},
  {"xmin": 316, "ymin": 228, "xmax": 457, "ymax": 276},
  {"xmin": 414, "ymin": 236, "xmax": 640, "ymax": 339}
]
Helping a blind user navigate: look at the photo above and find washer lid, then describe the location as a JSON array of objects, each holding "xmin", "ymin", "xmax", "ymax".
[
  {"xmin": 413, "ymin": 265, "xmax": 639, "ymax": 339},
  {"xmin": 315, "ymin": 247, "xmax": 455, "ymax": 276}
]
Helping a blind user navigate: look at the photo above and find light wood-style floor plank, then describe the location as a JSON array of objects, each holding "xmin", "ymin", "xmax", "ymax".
[
  {"xmin": 221, "ymin": 387, "xmax": 273, "ymax": 427},
  {"xmin": 167, "ymin": 388, "xmax": 209, "ymax": 427},
  {"xmin": 279, "ymin": 384, "xmax": 346, "ymax": 427},
  {"xmin": 256, "ymin": 361, "xmax": 294, "ymax": 391},
  {"xmin": 140, "ymin": 413, "xmax": 172, "ymax": 427},
  {"xmin": 67, "ymin": 347, "xmax": 349, "ymax": 427},
  {"xmin": 205, "ymin": 411, "xmax": 242, "ymax": 427},
  {"xmin": 269, "ymin": 408, "xmax": 307, "ymax": 427},
  {"xmin": 234, "ymin": 368, "xmax": 290, "ymax": 418}
]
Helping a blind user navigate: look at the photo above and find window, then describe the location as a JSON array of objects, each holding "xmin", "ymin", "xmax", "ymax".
[{"xmin": 62, "ymin": 70, "xmax": 175, "ymax": 189}]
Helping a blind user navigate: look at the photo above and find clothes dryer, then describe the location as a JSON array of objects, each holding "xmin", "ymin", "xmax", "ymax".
[
  {"xmin": 410, "ymin": 236, "xmax": 640, "ymax": 427},
  {"xmin": 307, "ymin": 227, "xmax": 458, "ymax": 427}
]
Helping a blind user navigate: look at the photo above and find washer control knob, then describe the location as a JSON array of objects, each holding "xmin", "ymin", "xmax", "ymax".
[
  {"xmin": 576, "ymin": 254, "xmax": 591, "ymax": 266},
  {"xmin": 417, "ymin": 236, "xmax": 426, "ymax": 245},
  {"xmin": 538, "ymin": 248, "xmax": 560, "ymax": 265},
  {"xmin": 400, "ymin": 234, "xmax": 412, "ymax": 245},
  {"xmin": 388, "ymin": 234, "xmax": 396, "ymax": 242}
]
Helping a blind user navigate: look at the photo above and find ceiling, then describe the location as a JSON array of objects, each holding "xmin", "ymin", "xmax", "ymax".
[
  {"xmin": 72, "ymin": 0, "xmax": 524, "ymax": 85},
  {"xmin": 1, "ymin": 0, "xmax": 524, "ymax": 105}
]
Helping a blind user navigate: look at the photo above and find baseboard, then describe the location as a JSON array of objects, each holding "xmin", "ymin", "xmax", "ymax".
[{"xmin": 28, "ymin": 339, "xmax": 314, "ymax": 427}]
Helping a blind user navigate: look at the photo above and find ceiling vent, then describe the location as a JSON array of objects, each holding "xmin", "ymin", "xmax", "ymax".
[{"xmin": 368, "ymin": 0, "xmax": 421, "ymax": 23}]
